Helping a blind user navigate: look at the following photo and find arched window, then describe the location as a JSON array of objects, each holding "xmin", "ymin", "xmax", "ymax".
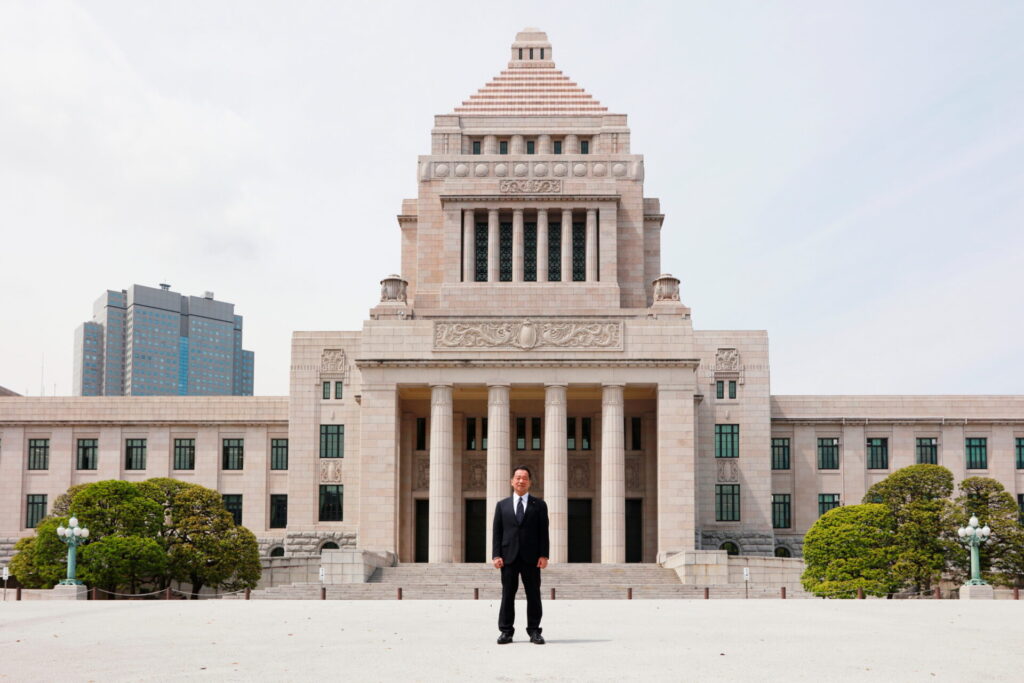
[
  {"xmin": 774, "ymin": 546, "xmax": 791, "ymax": 558},
  {"xmin": 720, "ymin": 541, "xmax": 739, "ymax": 556},
  {"xmin": 269, "ymin": 546, "xmax": 285, "ymax": 557},
  {"xmin": 320, "ymin": 541, "xmax": 339, "ymax": 553}
]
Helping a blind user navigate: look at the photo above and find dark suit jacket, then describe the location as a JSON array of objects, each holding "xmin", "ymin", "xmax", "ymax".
[{"xmin": 492, "ymin": 495, "xmax": 550, "ymax": 564}]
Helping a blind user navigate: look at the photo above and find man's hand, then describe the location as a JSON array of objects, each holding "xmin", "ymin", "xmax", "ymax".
[
  {"xmin": 537, "ymin": 557, "xmax": 548, "ymax": 569},
  {"xmin": 493, "ymin": 557, "xmax": 504, "ymax": 569}
]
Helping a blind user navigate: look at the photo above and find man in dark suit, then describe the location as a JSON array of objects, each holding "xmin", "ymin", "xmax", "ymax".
[{"xmin": 492, "ymin": 464, "xmax": 549, "ymax": 645}]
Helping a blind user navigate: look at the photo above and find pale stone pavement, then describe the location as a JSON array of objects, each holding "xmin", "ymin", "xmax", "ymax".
[{"xmin": 1, "ymin": 599, "xmax": 1021, "ymax": 681}]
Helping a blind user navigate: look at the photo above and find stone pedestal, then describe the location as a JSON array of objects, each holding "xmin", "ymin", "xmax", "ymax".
[
  {"xmin": 959, "ymin": 584, "xmax": 994, "ymax": 600},
  {"xmin": 50, "ymin": 584, "xmax": 88, "ymax": 600}
]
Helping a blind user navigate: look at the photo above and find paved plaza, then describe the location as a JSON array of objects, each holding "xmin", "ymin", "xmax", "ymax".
[{"xmin": 1, "ymin": 599, "xmax": 1021, "ymax": 681}]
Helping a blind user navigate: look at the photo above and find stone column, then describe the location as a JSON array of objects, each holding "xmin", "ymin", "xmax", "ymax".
[
  {"xmin": 565, "ymin": 134, "xmax": 579, "ymax": 154},
  {"xmin": 511, "ymin": 134, "xmax": 524, "ymax": 155},
  {"xmin": 483, "ymin": 135, "xmax": 497, "ymax": 155},
  {"xmin": 585, "ymin": 208, "xmax": 598, "ymax": 282},
  {"xmin": 485, "ymin": 384, "xmax": 511, "ymax": 560},
  {"xmin": 544, "ymin": 384, "xmax": 568, "ymax": 563},
  {"xmin": 601, "ymin": 384, "xmax": 626, "ymax": 563},
  {"xmin": 536, "ymin": 209, "xmax": 549, "ymax": 282},
  {"xmin": 487, "ymin": 209, "xmax": 499, "ymax": 283},
  {"xmin": 512, "ymin": 208, "xmax": 524, "ymax": 282},
  {"xmin": 538, "ymin": 134, "xmax": 552, "ymax": 154},
  {"xmin": 428, "ymin": 384, "xmax": 453, "ymax": 563},
  {"xmin": 463, "ymin": 209, "xmax": 475, "ymax": 283},
  {"xmin": 561, "ymin": 209, "xmax": 573, "ymax": 283}
]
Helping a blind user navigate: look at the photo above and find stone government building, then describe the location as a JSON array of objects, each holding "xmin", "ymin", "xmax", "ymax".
[{"xmin": 3, "ymin": 29, "xmax": 1023, "ymax": 568}]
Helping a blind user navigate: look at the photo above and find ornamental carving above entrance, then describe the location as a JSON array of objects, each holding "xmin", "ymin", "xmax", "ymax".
[
  {"xmin": 498, "ymin": 179, "xmax": 562, "ymax": 194},
  {"xmin": 433, "ymin": 320, "xmax": 623, "ymax": 351}
]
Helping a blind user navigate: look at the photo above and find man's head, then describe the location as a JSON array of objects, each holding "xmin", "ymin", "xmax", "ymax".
[{"xmin": 510, "ymin": 465, "xmax": 532, "ymax": 496}]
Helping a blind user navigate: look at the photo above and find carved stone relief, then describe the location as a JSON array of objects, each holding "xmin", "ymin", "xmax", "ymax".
[
  {"xmin": 434, "ymin": 320, "xmax": 623, "ymax": 351},
  {"xmin": 414, "ymin": 456, "xmax": 429, "ymax": 491},
  {"xmin": 320, "ymin": 460, "xmax": 343, "ymax": 483},
  {"xmin": 716, "ymin": 459, "xmax": 739, "ymax": 483},
  {"xmin": 715, "ymin": 348, "xmax": 740, "ymax": 371},
  {"xmin": 379, "ymin": 274, "xmax": 408, "ymax": 303},
  {"xmin": 464, "ymin": 458, "xmax": 487, "ymax": 491},
  {"xmin": 498, "ymin": 179, "xmax": 562, "ymax": 194},
  {"xmin": 568, "ymin": 459, "xmax": 591, "ymax": 490},
  {"xmin": 625, "ymin": 457, "xmax": 642, "ymax": 491},
  {"xmin": 320, "ymin": 349, "xmax": 346, "ymax": 374}
]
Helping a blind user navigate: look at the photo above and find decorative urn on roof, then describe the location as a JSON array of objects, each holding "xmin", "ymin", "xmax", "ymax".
[
  {"xmin": 380, "ymin": 274, "xmax": 408, "ymax": 303},
  {"xmin": 652, "ymin": 274, "xmax": 681, "ymax": 302}
]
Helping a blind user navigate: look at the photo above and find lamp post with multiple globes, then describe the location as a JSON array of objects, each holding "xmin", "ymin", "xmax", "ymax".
[
  {"xmin": 956, "ymin": 515, "xmax": 991, "ymax": 586},
  {"xmin": 56, "ymin": 517, "xmax": 90, "ymax": 585}
]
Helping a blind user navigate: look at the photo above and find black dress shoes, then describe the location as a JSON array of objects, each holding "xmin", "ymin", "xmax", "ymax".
[
  {"xmin": 497, "ymin": 632, "xmax": 513, "ymax": 645},
  {"xmin": 529, "ymin": 632, "xmax": 545, "ymax": 645}
]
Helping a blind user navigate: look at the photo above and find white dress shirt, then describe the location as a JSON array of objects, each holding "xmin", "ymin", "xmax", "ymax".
[{"xmin": 513, "ymin": 492, "xmax": 530, "ymax": 518}]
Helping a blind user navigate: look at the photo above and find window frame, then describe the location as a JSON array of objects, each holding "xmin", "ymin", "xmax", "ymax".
[
  {"xmin": 715, "ymin": 484, "xmax": 741, "ymax": 521},
  {"xmin": 125, "ymin": 438, "xmax": 147, "ymax": 471},
  {"xmin": 270, "ymin": 438, "xmax": 289, "ymax": 471},
  {"xmin": 222, "ymin": 438, "xmax": 245, "ymax": 471},
  {"xmin": 817, "ymin": 437, "xmax": 840, "ymax": 470},
  {"xmin": 417, "ymin": 417, "xmax": 428, "ymax": 451},
  {"xmin": 916, "ymin": 437, "xmax": 938, "ymax": 465},
  {"xmin": 222, "ymin": 494, "xmax": 243, "ymax": 525},
  {"xmin": 26, "ymin": 494, "xmax": 47, "ymax": 529},
  {"xmin": 334, "ymin": 381, "xmax": 343, "ymax": 400},
  {"xmin": 269, "ymin": 494, "xmax": 288, "ymax": 529},
  {"xmin": 965, "ymin": 437, "xmax": 988, "ymax": 470},
  {"xmin": 714, "ymin": 424, "xmax": 739, "ymax": 458},
  {"xmin": 771, "ymin": 438, "xmax": 790, "ymax": 470},
  {"xmin": 818, "ymin": 493, "xmax": 841, "ymax": 517},
  {"xmin": 866, "ymin": 437, "xmax": 889, "ymax": 470},
  {"xmin": 27, "ymin": 438, "xmax": 49, "ymax": 470},
  {"xmin": 319, "ymin": 484, "xmax": 344, "ymax": 522},
  {"xmin": 174, "ymin": 438, "xmax": 196, "ymax": 470},
  {"xmin": 772, "ymin": 493, "xmax": 791, "ymax": 529},
  {"xmin": 76, "ymin": 438, "xmax": 98, "ymax": 470},
  {"xmin": 322, "ymin": 381, "xmax": 330, "ymax": 400},
  {"xmin": 320, "ymin": 425, "xmax": 345, "ymax": 459}
]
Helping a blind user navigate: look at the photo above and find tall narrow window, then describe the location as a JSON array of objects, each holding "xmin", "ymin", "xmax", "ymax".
[
  {"xmin": 580, "ymin": 139, "xmax": 590, "ymax": 154},
  {"xmin": 567, "ymin": 417, "xmax": 577, "ymax": 450},
  {"xmin": 125, "ymin": 438, "xmax": 147, "ymax": 470},
  {"xmin": 481, "ymin": 417, "xmax": 488, "ymax": 450},
  {"xmin": 77, "ymin": 438, "xmax": 98, "ymax": 470},
  {"xmin": 335, "ymin": 381, "xmax": 343, "ymax": 399},
  {"xmin": 866, "ymin": 438, "xmax": 888, "ymax": 469},
  {"xmin": 320, "ymin": 425, "xmax": 344, "ymax": 458},
  {"xmin": 270, "ymin": 494, "xmax": 288, "ymax": 529},
  {"xmin": 631, "ymin": 417, "xmax": 642, "ymax": 451},
  {"xmin": 27, "ymin": 439, "xmax": 49, "ymax": 470},
  {"xmin": 581, "ymin": 417, "xmax": 592, "ymax": 450},
  {"xmin": 222, "ymin": 494, "xmax": 243, "ymax": 525},
  {"xmin": 26, "ymin": 494, "xmax": 47, "ymax": 528},
  {"xmin": 772, "ymin": 494, "xmax": 791, "ymax": 529},
  {"xmin": 531, "ymin": 417, "xmax": 542, "ymax": 450},
  {"xmin": 771, "ymin": 438, "xmax": 790, "ymax": 470},
  {"xmin": 715, "ymin": 381, "xmax": 724, "ymax": 399},
  {"xmin": 818, "ymin": 493, "xmax": 841, "ymax": 517},
  {"xmin": 916, "ymin": 437, "xmax": 938, "ymax": 465},
  {"xmin": 499, "ymin": 140, "xmax": 508, "ymax": 154},
  {"xmin": 516, "ymin": 417, "xmax": 527, "ymax": 451},
  {"xmin": 474, "ymin": 223, "xmax": 488, "ymax": 282},
  {"xmin": 499, "ymin": 222, "xmax": 513, "ymax": 281},
  {"xmin": 524, "ymin": 222, "xmax": 537, "ymax": 281},
  {"xmin": 322, "ymin": 382, "xmax": 330, "ymax": 400},
  {"xmin": 540, "ymin": 48, "xmax": 545, "ymax": 59},
  {"xmin": 526, "ymin": 140, "xmax": 535, "ymax": 154},
  {"xmin": 174, "ymin": 438, "xmax": 195, "ymax": 470},
  {"xmin": 319, "ymin": 485, "xmax": 343, "ymax": 521},
  {"xmin": 472, "ymin": 140, "xmax": 481, "ymax": 155},
  {"xmin": 715, "ymin": 484, "xmax": 740, "ymax": 521},
  {"xmin": 714, "ymin": 424, "xmax": 739, "ymax": 458},
  {"xmin": 416, "ymin": 417, "xmax": 427, "ymax": 451},
  {"xmin": 728, "ymin": 381, "xmax": 737, "ymax": 399},
  {"xmin": 547, "ymin": 222, "xmax": 561, "ymax": 281},
  {"xmin": 817, "ymin": 438, "xmax": 839, "ymax": 469},
  {"xmin": 553, "ymin": 140, "xmax": 562, "ymax": 154},
  {"xmin": 529, "ymin": 48, "xmax": 534, "ymax": 59},
  {"xmin": 965, "ymin": 438, "xmax": 987, "ymax": 469},
  {"xmin": 271, "ymin": 439, "xmax": 289, "ymax": 470},
  {"xmin": 571, "ymin": 222, "xmax": 586, "ymax": 281},
  {"xmin": 1016, "ymin": 438, "xmax": 1024, "ymax": 469},
  {"xmin": 466, "ymin": 417, "xmax": 476, "ymax": 451},
  {"xmin": 222, "ymin": 438, "xmax": 244, "ymax": 470}
]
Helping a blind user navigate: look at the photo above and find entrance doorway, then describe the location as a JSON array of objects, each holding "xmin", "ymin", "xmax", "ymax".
[
  {"xmin": 415, "ymin": 499, "xmax": 429, "ymax": 563},
  {"xmin": 625, "ymin": 498, "xmax": 642, "ymax": 563},
  {"xmin": 568, "ymin": 498, "xmax": 592, "ymax": 563},
  {"xmin": 464, "ymin": 499, "xmax": 486, "ymax": 562}
]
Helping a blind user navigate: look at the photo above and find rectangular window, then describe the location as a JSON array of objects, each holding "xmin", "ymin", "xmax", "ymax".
[
  {"xmin": 715, "ymin": 484, "xmax": 740, "ymax": 521},
  {"xmin": 531, "ymin": 417, "xmax": 542, "ymax": 450},
  {"xmin": 27, "ymin": 439, "xmax": 49, "ymax": 470},
  {"xmin": 416, "ymin": 417, "xmax": 427, "ymax": 451},
  {"xmin": 524, "ymin": 222, "xmax": 537, "ymax": 281},
  {"xmin": 553, "ymin": 140, "xmax": 562, "ymax": 154},
  {"xmin": 580, "ymin": 139, "xmax": 590, "ymax": 154},
  {"xmin": 771, "ymin": 438, "xmax": 790, "ymax": 470},
  {"xmin": 728, "ymin": 381, "xmax": 737, "ymax": 399},
  {"xmin": 222, "ymin": 494, "xmax": 243, "ymax": 525},
  {"xmin": 270, "ymin": 494, "xmax": 288, "ymax": 529},
  {"xmin": 772, "ymin": 494, "xmax": 791, "ymax": 529},
  {"xmin": 499, "ymin": 222, "xmax": 513, "ymax": 281},
  {"xmin": 472, "ymin": 140, "xmax": 481, "ymax": 155},
  {"xmin": 335, "ymin": 381, "xmax": 343, "ymax": 399},
  {"xmin": 818, "ymin": 493, "xmax": 841, "ymax": 517},
  {"xmin": 320, "ymin": 425, "xmax": 344, "ymax": 458},
  {"xmin": 966, "ymin": 437, "xmax": 987, "ymax": 469},
  {"xmin": 526, "ymin": 140, "xmax": 535, "ymax": 154},
  {"xmin": 222, "ymin": 438, "xmax": 244, "ymax": 470},
  {"xmin": 917, "ymin": 437, "xmax": 938, "ymax": 465},
  {"xmin": 567, "ymin": 417, "xmax": 577, "ymax": 450},
  {"xmin": 77, "ymin": 438, "xmax": 98, "ymax": 470},
  {"xmin": 466, "ymin": 417, "xmax": 476, "ymax": 451},
  {"xmin": 571, "ymin": 222, "xmax": 586, "ymax": 281},
  {"xmin": 866, "ymin": 438, "xmax": 888, "ymax": 469},
  {"xmin": 516, "ymin": 417, "xmax": 527, "ymax": 451},
  {"xmin": 26, "ymin": 494, "xmax": 47, "ymax": 528},
  {"xmin": 581, "ymin": 417, "xmax": 592, "ymax": 450},
  {"xmin": 817, "ymin": 438, "xmax": 839, "ymax": 469},
  {"xmin": 319, "ymin": 485, "xmax": 344, "ymax": 521},
  {"xmin": 1016, "ymin": 438, "xmax": 1024, "ymax": 470},
  {"xmin": 474, "ymin": 223, "xmax": 488, "ymax": 282},
  {"xmin": 715, "ymin": 424, "xmax": 739, "ymax": 458},
  {"xmin": 631, "ymin": 417, "xmax": 642, "ymax": 450},
  {"xmin": 322, "ymin": 381, "xmax": 330, "ymax": 400},
  {"xmin": 482, "ymin": 417, "xmax": 488, "ymax": 450},
  {"xmin": 174, "ymin": 438, "xmax": 195, "ymax": 470},
  {"xmin": 271, "ymin": 439, "xmax": 289, "ymax": 470},
  {"xmin": 499, "ymin": 140, "xmax": 508, "ymax": 155},
  {"xmin": 715, "ymin": 381, "xmax": 724, "ymax": 400},
  {"xmin": 125, "ymin": 438, "xmax": 147, "ymax": 470},
  {"xmin": 547, "ymin": 222, "xmax": 561, "ymax": 281}
]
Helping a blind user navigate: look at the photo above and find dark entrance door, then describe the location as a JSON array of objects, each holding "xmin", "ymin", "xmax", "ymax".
[
  {"xmin": 568, "ymin": 498, "xmax": 592, "ymax": 563},
  {"xmin": 626, "ymin": 498, "xmax": 642, "ymax": 563},
  {"xmin": 415, "ymin": 499, "xmax": 429, "ymax": 563},
  {"xmin": 464, "ymin": 499, "xmax": 486, "ymax": 562}
]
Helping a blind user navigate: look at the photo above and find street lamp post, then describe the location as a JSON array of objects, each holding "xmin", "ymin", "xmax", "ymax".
[
  {"xmin": 56, "ymin": 517, "xmax": 90, "ymax": 585},
  {"xmin": 956, "ymin": 515, "xmax": 991, "ymax": 586}
]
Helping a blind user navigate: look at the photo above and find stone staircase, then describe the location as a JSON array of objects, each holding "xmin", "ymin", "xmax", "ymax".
[{"xmin": 231, "ymin": 563, "xmax": 811, "ymax": 600}]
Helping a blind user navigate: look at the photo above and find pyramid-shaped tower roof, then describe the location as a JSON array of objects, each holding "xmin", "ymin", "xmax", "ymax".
[{"xmin": 452, "ymin": 28, "xmax": 608, "ymax": 116}]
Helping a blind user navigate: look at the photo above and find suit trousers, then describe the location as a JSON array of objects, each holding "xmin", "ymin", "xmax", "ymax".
[{"xmin": 498, "ymin": 557, "xmax": 542, "ymax": 635}]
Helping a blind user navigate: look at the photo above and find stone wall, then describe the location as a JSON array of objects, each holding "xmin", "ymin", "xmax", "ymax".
[{"xmin": 665, "ymin": 549, "xmax": 805, "ymax": 588}]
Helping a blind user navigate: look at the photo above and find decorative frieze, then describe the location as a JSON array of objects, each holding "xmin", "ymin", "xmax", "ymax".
[
  {"xmin": 716, "ymin": 459, "xmax": 739, "ymax": 483},
  {"xmin": 568, "ymin": 459, "xmax": 591, "ymax": 490},
  {"xmin": 463, "ymin": 457, "xmax": 487, "ymax": 491},
  {"xmin": 414, "ymin": 455, "xmax": 429, "ymax": 491},
  {"xmin": 320, "ymin": 349, "xmax": 346, "ymax": 374},
  {"xmin": 434, "ymin": 319, "xmax": 623, "ymax": 351},
  {"xmin": 626, "ymin": 457, "xmax": 642, "ymax": 491},
  {"xmin": 715, "ymin": 348, "xmax": 740, "ymax": 371},
  {"xmin": 320, "ymin": 460, "xmax": 343, "ymax": 483},
  {"xmin": 499, "ymin": 179, "xmax": 562, "ymax": 194}
]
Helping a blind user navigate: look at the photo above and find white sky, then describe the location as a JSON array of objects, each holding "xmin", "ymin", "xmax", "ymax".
[{"xmin": 2, "ymin": 1, "xmax": 1022, "ymax": 397}]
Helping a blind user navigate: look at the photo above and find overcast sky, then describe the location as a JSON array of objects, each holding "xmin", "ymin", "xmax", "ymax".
[{"xmin": 2, "ymin": 1, "xmax": 1022, "ymax": 397}]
